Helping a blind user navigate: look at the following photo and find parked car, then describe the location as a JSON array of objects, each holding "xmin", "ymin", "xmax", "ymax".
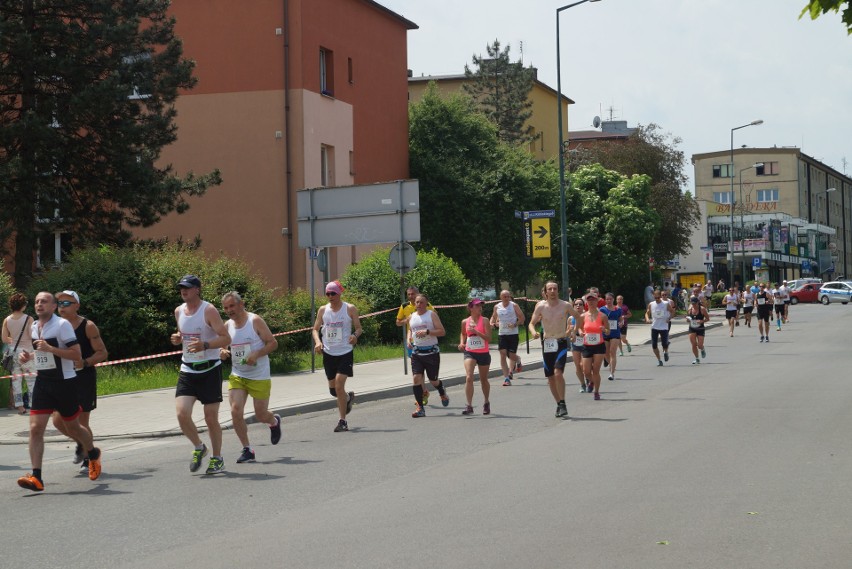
[
  {"xmin": 818, "ymin": 281, "xmax": 852, "ymax": 305},
  {"xmin": 789, "ymin": 283, "xmax": 820, "ymax": 304},
  {"xmin": 469, "ymin": 287, "xmax": 497, "ymax": 301},
  {"xmin": 787, "ymin": 278, "xmax": 822, "ymax": 291}
]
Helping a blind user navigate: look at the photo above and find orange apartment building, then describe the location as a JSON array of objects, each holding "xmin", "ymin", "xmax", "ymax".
[{"xmin": 133, "ymin": 0, "xmax": 417, "ymax": 290}]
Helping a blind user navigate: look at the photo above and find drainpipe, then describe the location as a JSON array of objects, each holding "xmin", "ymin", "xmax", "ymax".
[{"xmin": 283, "ymin": 0, "xmax": 294, "ymax": 289}]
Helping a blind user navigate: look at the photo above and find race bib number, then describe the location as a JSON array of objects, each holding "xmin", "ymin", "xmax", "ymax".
[
  {"xmin": 34, "ymin": 350, "xmax": 56, "ymax": 370},
  {"xmin": 654, "ymin": 310, "xmax": 666, "ymax": 319},
  {"xmin": 499, "ymin": 321, "xmax": 515, "ymax": 334},
  {"xmin": 585, "ymin": 333, "xmax": 602, "ymax": 345},
  {"xmin": 466, "ymin": 335, "xmax": 485, "ymax": 351},
  {"xmin": 543, "ymin": 338, "xmax": 559, "ymax": 353},
  {"xmin": 609, "ymin": 319, "xmax": 619, "ymax": 331},
  {"xmin": 231, "ymin": 342, "xmax": 250, "ymax": 362},
  {"xmin": 757, "ymin": 298, "xmax": 766, "ymax": 305},
  {"xmin": 182, "ymin": 334, "xmax": 205, "ymax": 362},
  {"xmin": 572, "ymin": 336, "xmax": 584, "ymax": 348},
  {"xmin": 324, "ymin": 324, "xmax": 343, "ymax": 345}
]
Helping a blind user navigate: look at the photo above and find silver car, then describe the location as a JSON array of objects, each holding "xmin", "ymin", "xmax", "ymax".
[{"xmin": 818, "ymin": 281, "xmax": 852, "ymax": 305}]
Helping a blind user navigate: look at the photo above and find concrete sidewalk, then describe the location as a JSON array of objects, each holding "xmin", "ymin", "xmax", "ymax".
[{"xmin": 0, "ymin": 314, "xmax": 725, "ymax": 445}]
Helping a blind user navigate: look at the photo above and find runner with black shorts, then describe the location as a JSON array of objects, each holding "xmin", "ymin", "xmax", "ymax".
[
  {"xmin": 686, "ymin": 296, "xmax": 709, "ymax": 364},
  {"xmin": 491, "ymin": 290, "xmax": 525, "ymax": 386},
  {"xmin": 569, "ymin": 300, "xmax": 589, "ymax": 392},
  {"xmin": 578, "ymin": 293, "xmax": 608, "ymax": 400},
  {"xmin": 458, "ymin": 298, "xmax": 492, "ymax": 415},
  {"xmin": 407, "ymin": 294, "xmax": 449, "ymax": 417},
  {"xmin": 755, "ymin": 283, "xmax": 772, "ymax": 342},
  {"xmin": 312, "ymin": 280, "xmax": 362, "ymax": 432},
  {"xmin": 741, "ymin": 287, "xmax": 754, "ymax": 328},
  {"xmin": 645, "ymin": 290, "xmax": 674, "ymax": 366}
]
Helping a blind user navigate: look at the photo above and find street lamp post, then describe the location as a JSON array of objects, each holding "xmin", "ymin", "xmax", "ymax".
[
  {"xmin": 738, "ymin": 162, "xmax": 763, "ymax": 283},
  {"xmin": 729, "ymin": 120, "xmax": 763, "ymax": 287},
  {"xmin": 556, "ymin": 0, "xmax": 600, "ymax": 300}
]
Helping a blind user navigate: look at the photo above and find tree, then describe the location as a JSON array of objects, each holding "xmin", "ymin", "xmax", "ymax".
[
  {"xmin": 800, "ymin": 1, "xmax": 852, "ymax": 34},
  {"xmin": 571, "ymin": 123, "xmax": 700, "ymax": 264},
  {"xmin": 409, "ymin": 83, "xmax": 555, "ymax": 294},
  {"xmin": 463, "ymin": 40, "xmax": 536, "ymax": 145},
  {"xmin": 0, "ymin": 1, "xmax": 221, "ymax": 286}
]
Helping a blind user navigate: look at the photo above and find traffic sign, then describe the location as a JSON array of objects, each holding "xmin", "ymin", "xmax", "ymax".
[
  {"xmin": 522, "ymin": 209, "xmax": 556, "ymax": 220},
  {"xmin": 752, "ymin": 257, "xmax": 761, "ymax": 268},
  {"xmin": 524, "ymin": 218, "xmax": 551, "ymax": 258}
]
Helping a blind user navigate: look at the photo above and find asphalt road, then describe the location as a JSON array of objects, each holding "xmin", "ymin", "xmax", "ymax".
[{"xmin": 2, "ymin": 304, "xmax": 851, "ymax": 569}]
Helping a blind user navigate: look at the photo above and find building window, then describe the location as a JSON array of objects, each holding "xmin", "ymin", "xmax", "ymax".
[
  {"xmin": 320, "ymin": 48, "xmax": 334, "ymax": 96},
  {"xmin": 756, "ymin": 162, "xmax": 779, "ymax": 176},
  {"xmin": 349, "ymin": 150, "xmax": 355, "ymax": 176},
  {"xmin": 712, "ymin": 164, "xmax": 733, "ymax": 178},
  {"xmin": 321, "ymin": 144, "xmax": 334, "ymax": 186},
  {"xmin": 348, "ymin": 57, "xmax": 353, "ymax": 84},
  {"xmin": 123, "ymin": 53, "xmax": 153, "ymax": 100},
  {"xmin": 756, "ymin": 189, "xmax": 779, "ymax": 203},
  {"xmin": 713, "ymin": 192, "xmax": 732, "ymax": 204}
]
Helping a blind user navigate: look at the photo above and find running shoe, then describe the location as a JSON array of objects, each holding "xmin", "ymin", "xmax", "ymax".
[
  {"xmin": 692, "ymin": 358, "xmax": 699, "ymax": 365},
  {"xmin": 17, "ymin": 473, "xmax": 44, "ymax": 492},
  {"xmin": 657, "ymin": 360, "xmax": 664, "ymax": 367},
  {"xmin": 594, "ymin": 393, "xmax": 601, "ymax": 401},
  {"xmin": 515, "ymin": 359, "xmax": 523, "ymax": 372},
  {"xmin": 664, "ymin": 352, "xmax": 670, "ymax": 362},
  {"xmin": 555, "ymin": 402, "xmax": 568, "ymax": 417},
  {"xmin": 580, "ymin": 384, "xmax": 587, "ymax": 393},
  {"xmin": 205, "ymin": 457, "xmax": 225, "ymax": 475},
  {"xmin": 236, "ymin": 447, "xmax": 256, "ymax": 463},
  {"xmin": 270, "ymin": 414, "xmax": 282, "ymax": 445},
  {"xmin": 190, "ymin": 443, "xmax": 208, "ymax": 472},
  {"xmin": 483, "ymin": 402, "xmax": 491, "ymax": 415},
  {"xmin": 345, "ymin": 392, "xmax": 355, "ymax": 415},
  {"xmin": 603, "ymin": 358, "xmax": 609, "ymax": 368},
  {"xmin": 765, "ymin": 337, "xmax": 769, "ymax": 342},
  {"xmin": 80, "ymin": 459, "xmax": 89, "ymax": 474},
  {"xmin": 462, "ymin": 405, "xmax": 474, "ymax": 415},
  {"xmin": 626, "ymin": 344, "xmax": 632, "ymax": 353},
  {"xmin": 608, "ymin": 374, "xmax": 614, "ymax": 381},
  {"xmin": 776, "ymin": 326, "xmax": 781, "ymax": 332},
  {"xmin": 422, "ymin": 389, "xmax": 429, "ymax": 406},
  {"xmin": 88, "ymin": 448, "xmax": 102, "ymax": 481},
  {"xmin": 701, "ymin": 348, "xmax": 706, "ymax": 359},
  {"xmin": 619, "ymin": 350, "xmax": 624, "ymax": 356},
  {"xmin": 503, "ymin": 377, "xmax": 511, "ymax": 386},
  {"xmin": 760, "ymin": 336, "xmax": 764, "ymax": 342},
  {"xmin": 72, "ymin": 443, "xmax": 84, "ymax": 464},
  {"xmin": 334, "ymin": 419, "xmax": 349, "ymax": 432},
  {"xmin": 441, "ymin": 394, "xmax": 450, "ymax": 407},
  {"xmin": 411, "ymin": 404, "xmax": 425, "ymax": 418}
]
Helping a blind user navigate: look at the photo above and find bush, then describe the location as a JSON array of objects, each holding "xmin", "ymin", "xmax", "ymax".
[
  {"xmin": 342, "ymin": 247, "xmax": 470, "ymax": 342},
  {"xmin": 0, "ymin": 261, "xmax": 17, "ymax": 315}
]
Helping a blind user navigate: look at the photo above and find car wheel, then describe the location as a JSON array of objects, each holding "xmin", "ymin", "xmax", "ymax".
[
  {"xmin": 844, "ymin": 302, "xmax": 849, "ymax": 305},
  {"xmin": 821, "ymin": 295, "xmax": 830, "ymax": 305},
  {"xmin": 790, "ymin": 297, "xmax": 799, "ymax": 305}
]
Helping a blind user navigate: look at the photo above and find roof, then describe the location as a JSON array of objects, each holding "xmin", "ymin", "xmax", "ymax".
[
  {"xmin": 361, "ymin": 0, "xmax": 418, "ymax": 30},
  {"xmin": 409, "ymin": 73, "xmax": 574, "ymax": 104},
  {"xmin": 568, "ymin": 130, "xmax": 631, "ymax": 141}
]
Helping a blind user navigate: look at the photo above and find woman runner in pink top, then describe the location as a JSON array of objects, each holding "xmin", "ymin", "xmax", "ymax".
[{"xmin": 458, "ymin": 298, "xmax": 492, "ymax": 416}]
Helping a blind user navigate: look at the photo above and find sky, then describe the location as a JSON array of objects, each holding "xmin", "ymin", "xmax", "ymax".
[{"xmin": 379, "ymin": 0, "xmax": 852, "ymax": 185}]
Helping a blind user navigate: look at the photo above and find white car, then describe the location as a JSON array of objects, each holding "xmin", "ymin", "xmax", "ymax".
[{"xmin": 818, "ymin": 281, "xmax": 852, "ymax": 305}]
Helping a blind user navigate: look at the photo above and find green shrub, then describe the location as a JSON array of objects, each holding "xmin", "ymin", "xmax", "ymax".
[
  {"xmin": 342, "ymin": 247, "xmax": 470, "ymax": 342},
  {"xmin": 0, "ymin": 261, "xmax": 17, "ymax": 314}
]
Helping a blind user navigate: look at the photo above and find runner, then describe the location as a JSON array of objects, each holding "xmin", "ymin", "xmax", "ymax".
[
  {"xmin": 490, "ymin": 290, "xmax": 525, "ymax": 386},
  {"xmin": 779, "ymin": 280, "xmax": 791, "ymax": 323},
  {"xmin": 772, "ymin": 282, "xmax": 785, "ymax": 331},
  {"xmin": 396, "ymin": 286, "xmax": 432, "ymax": 403},
  {"xmin": 407, "ymin": 293, "xmax": 449, "ymax": 417},
  {"xmin": 170, "ymin": 275, "xmax": 232, "ymax": 474},
  {"xmin": 661, "ymin": 289, "xmax": 675, "ymax": 333},
  {"xmin": 741, "ymin": 285, "xmax": 755, "ymax": 328},
  {"xmin": 645, "ymin": 289, "xmax": 674, "ymax": 366},
  {"xmin": 312, "ymin": 280, "xmax": 362, "ymax": 432},
  {"xmin": 458, "ymin": 298, "xmax": 492, "ymax": 415},
  {"xmin": 16, "ymin": 292, "xmax": 102, "ymax": 491},
  {"xmin": 577, "ymin": 292, "xmax": 608, "ymax": 400},
  {"xmin": 52, "ymin": 291, "xmax": 108, "ymax": 473},
  {"xmin": 723, "ymin": 287, "xmax": 739, "ymax": 337},
  {"xmin": 568, "ymin": 299, "xmax": 589, "ymax": 392},
  {"xmin": 686, "ymin": 296, "xmax": 710, "ymax": 364},
  {"xmin": 755, "ymin": 282, "xmax": 773, "ymax": 342},
  {"xmin": 220, "ymin": 291, "xmax": 281, "ymax": 464},
  {"xmin": 703, "ymin": 281, "xmax": 714, "ymax": 305},
  {"xmin": 616, "ymin": 295, "xmax": 632, "ymax": 354},
  {"xmin": 600, "ymin": 292, "xmax": 623, "ymax": 381},
  {"xmin": 528, "ymin": 281, "xmax": 582, "ymax": 417}
]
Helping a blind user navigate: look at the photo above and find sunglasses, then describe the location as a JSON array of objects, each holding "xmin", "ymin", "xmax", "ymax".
[
  {"xmin": 325, "ymin": 291, "xmax": 338, "ymax": 296},
  {"xmin": 57, "ymin": 300, "xmax": 76, "ymax": 307}
]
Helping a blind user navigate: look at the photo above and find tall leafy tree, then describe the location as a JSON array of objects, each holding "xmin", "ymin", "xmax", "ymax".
[
  {"xmin": 463, "ymin": 40, "xmax": 536, "ymax": 145},
  {"xmin": 571, "ymin": 123, "xmax": 700, "ymax": 264},
  {"xmin": 0, "ymin": 0, "xmax": 221, "ymax": 286},
  {"xmin": 800, "ymin": 0, "xmax": 852, "ymax": 34}
]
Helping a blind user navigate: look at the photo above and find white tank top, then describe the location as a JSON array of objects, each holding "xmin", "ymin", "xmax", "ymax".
[
  {"xmin": 178, "ymin": 300, "xmax": 221, "ymax": 373},
  {"xmin": 408, "ymin": 310, "xmax": 438, "ymax": 348},
  {"xmin": 495, "ymin": 302, "xmax": 519, "ymax": 336},
  {"xmin": 226, "ymin": 313, "xmax": 270, "ymax": 380},
  {"xmin": 649, "ymin": 301, "xmax": 669, "ymax": 331},
  {"xmin": 322, "ymin": 302, "xmax": 353, "ymax": 356},
  {"xmin": 5, "ymin": 313, "xmax": 33, "ymax": 351}
]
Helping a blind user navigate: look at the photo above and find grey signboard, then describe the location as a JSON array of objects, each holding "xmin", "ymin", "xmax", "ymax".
[{"xmin": 297, "ymin": 180, "xmax": 420, "ymax": 248}]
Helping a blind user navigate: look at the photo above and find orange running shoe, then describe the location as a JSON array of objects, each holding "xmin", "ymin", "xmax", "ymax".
[
  {"xmin": 18, "ymin": 473, "xmax": 44, "ymax": 492},
  {"xmin": 88, "ymin": 448, "xmax": 102, "ymax": 481}
]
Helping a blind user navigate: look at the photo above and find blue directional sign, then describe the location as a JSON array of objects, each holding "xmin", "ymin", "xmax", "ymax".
[{"xmin": 522, "ymin": 210, "xmax": 556, "ymax": 220}]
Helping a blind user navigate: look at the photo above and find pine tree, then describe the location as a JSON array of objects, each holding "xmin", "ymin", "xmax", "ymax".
[
  {"xmin": 463, "ymin": 40, "xmax": 536, "ymax": 146},
  {"xmin": 0, "ymin": 0, "xmax": 221, "ymax": 286}
]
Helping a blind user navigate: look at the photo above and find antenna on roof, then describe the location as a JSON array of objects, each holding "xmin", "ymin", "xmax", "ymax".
[{"xmin": 519, "ymin": 40, "xmax": 524, "ymax": 63}]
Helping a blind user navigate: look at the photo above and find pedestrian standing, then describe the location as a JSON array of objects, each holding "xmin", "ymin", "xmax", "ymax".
[
  {"xmin": 170, "ymin": 275, "xmax": 232, "ymax": 474},
  {"xmin": 220, "ymin": 291, "xmax": 281, "ymax": 463},
  {"xmin": 312, "ymin": 280, "xmax": 362, "ymax": 432},
  {"xmin": 458, "ymin": 298, "xmax": 492, "ymax": 415},
  {"xmin": 3, "ymin": 293, "xmax": 34, "ymax": 414}
]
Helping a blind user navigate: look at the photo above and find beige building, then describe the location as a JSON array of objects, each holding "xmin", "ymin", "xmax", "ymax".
[
  {"xmin": 692, "ymin": 147, "xmax": 850, "ymax": 283},
  {"xmin": 408, "ymin": 72, "xmax": 572, "ymax": 162}
]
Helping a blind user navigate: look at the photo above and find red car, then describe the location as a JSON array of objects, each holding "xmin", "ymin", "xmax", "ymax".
[{"xmin": 789, "ymin": 283, "xmax": 820, "ymax": 304}]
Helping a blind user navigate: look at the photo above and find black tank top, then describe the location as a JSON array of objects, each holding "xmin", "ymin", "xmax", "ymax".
[{"xmin": 74, "ymin": 318, "xmax": 96, "ymax": 379}]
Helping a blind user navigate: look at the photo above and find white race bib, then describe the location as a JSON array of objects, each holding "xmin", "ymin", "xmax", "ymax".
[
  {"xmin": 324, "ymin": 325, "xmax": 343, "ymax": 345},
  {"xmin": 585, "ymin": 333, "xmax": 602, "ymax": 345},
  {"xmin": 499, "ymin": 321, "xmax": 515, "ymax": 334},
  {"xmin": 34, "ymin": 350, "xmax": 56, "ymax": 370},
  {"xmin": 182, "ymin": 334, "xmax": 205, "ymax": 363},
  {"xmin": 466, "ymin": 335, "xmax": 485, "ymax": 351},
  {"xmin": 231, "ymin": 342, "xmax": 250, "ymax": 362},
  {"xmin": 543, "ymin": 338, "xmax": 559, "ymax": 353},
  {"xmin": 654, "ymin": 310, "xmax": 666, "ymax": 319},
  {"xmin": 757, "ymin": 298, "xmax": 766, "ymax": 305},
  {"xmin": 572, "ymin": 336, "xmax": 584, "ymax": 348},
  {"xmin": 609, "ymin": 319, "xmax": 619, "ymax": 331}
]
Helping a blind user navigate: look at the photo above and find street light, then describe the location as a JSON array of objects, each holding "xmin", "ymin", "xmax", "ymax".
[
  {"xmin": 729, "ymin": 119, "xmax": 763, "ymax": 287},
  {"xmin": 556, "ymin": 0, "xmax": 601, "ymax": 299},
  {"xmin": 822, "ymin": 187, "xmax": 837, "ymax": 226},
  {"xmin": 738, "ymin": 162, "xmax": 763, "ymax": 282}
]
